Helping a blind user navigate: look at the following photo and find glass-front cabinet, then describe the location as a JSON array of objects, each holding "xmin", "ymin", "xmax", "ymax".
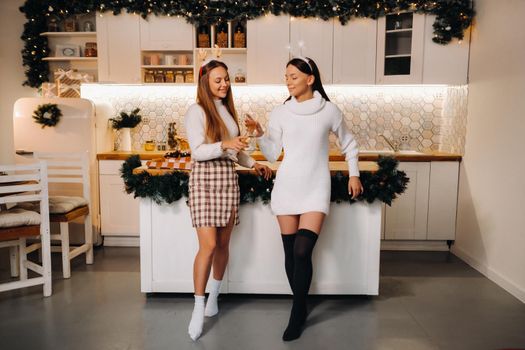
[{"xmin": 376, "ymin": 12, "xmax": 425, "ymax": 84}]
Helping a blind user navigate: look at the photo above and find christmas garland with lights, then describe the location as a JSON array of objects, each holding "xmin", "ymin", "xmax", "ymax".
[
  {"xmin": 32, "ymin": 103, "xmax": 62, "ymax": 128},
  {"xmin": 19, "ymin": 0, "xmax": 474, "ymax": 88},
  {"xmin": 121, "ymin": 155, "xmax": 409, "ymax": 206}
]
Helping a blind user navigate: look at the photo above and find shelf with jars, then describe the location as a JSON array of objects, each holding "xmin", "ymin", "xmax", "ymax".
[
  {"xmin": 141, "ymin": 50, "xmax": 194, "ymax": 84},
  {"xmin": 194, "ymin": 20, "xmax": 247, "ymax": 84}
]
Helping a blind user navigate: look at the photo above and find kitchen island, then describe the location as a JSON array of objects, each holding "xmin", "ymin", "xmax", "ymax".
[{"xmin": 139, "ymin": 161, "xmax": 383, "ymax": 295}]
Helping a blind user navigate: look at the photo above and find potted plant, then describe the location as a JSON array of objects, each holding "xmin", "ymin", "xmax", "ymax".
[{"xmin": 109, "ymin": 108, "xmax": 142, "ymax": 151}]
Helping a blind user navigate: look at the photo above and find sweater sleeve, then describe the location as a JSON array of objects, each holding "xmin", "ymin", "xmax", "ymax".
[
  {"xmin": 236, "ymin": 151, "xmax": 256, "ymax": 168},
  {"xmin": 332, "ymin": 112, "xmax": 360, "ymax": 177},
  {"xmin": 256, "ymin": 110, "xmax": 283, "ymax": 163},
  {"xmin": 184, "ymin": 104, "xmax": 224, "ymax": 161}
]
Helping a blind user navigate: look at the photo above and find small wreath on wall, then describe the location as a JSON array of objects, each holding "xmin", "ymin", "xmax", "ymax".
[{"xmin": 32, "ymin": 103, "xmax": 62, "ymax": 128}]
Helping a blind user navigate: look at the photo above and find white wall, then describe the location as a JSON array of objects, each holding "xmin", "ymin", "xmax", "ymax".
[
  {"xmin": 452, "ymin": 0, "xmax": 525, "ymax": 303},
  {"xmin": 0, "ymin": 0, "xmax": 38, "ymax": 164}
]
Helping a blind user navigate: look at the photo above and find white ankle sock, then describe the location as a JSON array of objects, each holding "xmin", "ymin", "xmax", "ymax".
[
  {"xmin": 204, "ymin": 278, "xmax": 222, "ymax": 317},
  {"xmin": 188, "ymin": 295, "xmax": 205, "ymax": 341}
]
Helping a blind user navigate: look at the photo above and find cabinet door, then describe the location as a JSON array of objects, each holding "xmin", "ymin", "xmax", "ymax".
[
  {"xmin": 290, "ymin": 18, "xmax": 334, "ymax": 84},
  {"xmin": 376, "ymin": 13, "xmax": 425, "ymax": 84},
  {"xmin": 385, "ymin": 162, "xmax": 430, "ymax": 240},
  {"xmin": 423, "ymin": 15, "xmax": 470, "ymax": 84},
  {"xmin": 427, "ymin": 162, "xmax": 459, "ymax": 240},
  {"xmin": 140, "ymin": 16, "xmax": 194, "ymax": 50},
  {"xmin": 99, "ymin": 174, "xmax": 140, "ymax": 236},
  {"xmin": 247, "ymin": 15, "xmax": 290, "ymax": 84},
  {"xmin": 333, "ymin": 18, "xmax": 377, "ymax": 84},
  {"xmin": 96, "ymin": 12, "xmax": 141, "ymax": 83}
]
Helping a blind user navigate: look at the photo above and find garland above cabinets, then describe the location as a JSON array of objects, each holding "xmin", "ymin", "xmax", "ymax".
[{"xmin": 19, "ymin": 0, "xmax": 474, "ymax": 88}]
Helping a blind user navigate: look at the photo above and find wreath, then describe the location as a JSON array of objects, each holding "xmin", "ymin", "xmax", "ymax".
[{"xmin": 32, "ymin": 103, "xmax": 62, "ymax": 128}]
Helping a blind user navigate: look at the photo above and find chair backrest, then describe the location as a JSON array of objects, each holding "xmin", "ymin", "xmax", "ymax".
[
  {"xmin": 33, "ymin": 152, "xmax": 90, "ymax": 206},
  {"xmin": 0, "ymin": 161, "xmax": 50, "ymax": 220}
]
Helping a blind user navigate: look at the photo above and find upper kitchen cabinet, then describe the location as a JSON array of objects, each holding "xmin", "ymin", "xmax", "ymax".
[
  {"xmin": 376, "ymin": 12, "xmax": 425, "ymax": 84},
  {"xmin": 290, "ymin": 18, "xmax": 334, "ymax": 84},
  {"xmin": 247, "ymin": 15, "xmax": 290, "ymax": 84},
  {"xmin": 333, "ymin": 18, "xmax": 377, "ymax": 84},
  {"xmin": 139, "ymin": 16, "xmax": 194, "ymax": 50},
  {"xmin": 422, "ymin": 15, "xmax": 470, "ymax": 84},
  {"xmin": 97, "ymin": 13, "xmax": 141, "ymax": 83}
]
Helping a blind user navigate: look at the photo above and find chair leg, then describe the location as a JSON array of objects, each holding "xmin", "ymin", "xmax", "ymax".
[
  {"xmin": 85, "ymin": 214, "xmax": 94, "ymax": 265},
  {"xmin": 60, "ymin": 222, "xmax": 71, "ymax": 279},
  {"xmin": 19, "ymin": 238, "xmax": 28, "ymax": 281},
  {"xmin": 9, "ymin": 245, "xmax": 20, "ymax": 277}
]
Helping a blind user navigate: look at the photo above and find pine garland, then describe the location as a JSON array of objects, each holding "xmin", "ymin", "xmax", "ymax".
[
  {"xmin": 19, "ymin": 0, "xmax": 474, "ymax": 88},
  {"xmin": 121, "ymin": 155, "xmax": 409, "ymax": 206},
  {"xmin": 32, "ymin": 103, "xmax": 62, "ymax": 128}
]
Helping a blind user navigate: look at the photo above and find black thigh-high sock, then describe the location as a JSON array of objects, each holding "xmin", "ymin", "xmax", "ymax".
[
  {"xmin": 281, "ymin": 233, "xmax": 296, "ymax": 292},
  {"xmin": 283, "ymin": 228, "xmax": 318, "ymax": 341}
]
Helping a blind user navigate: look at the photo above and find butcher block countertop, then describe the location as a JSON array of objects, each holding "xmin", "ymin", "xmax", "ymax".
[{"xmin": 98, "ymin": 150, "xmax": 462, "ymax": 162}]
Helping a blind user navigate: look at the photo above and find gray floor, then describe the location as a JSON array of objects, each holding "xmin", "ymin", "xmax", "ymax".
[{"xmin": 1, "ymin": 247, "xmax": 524, "ymax": 350}]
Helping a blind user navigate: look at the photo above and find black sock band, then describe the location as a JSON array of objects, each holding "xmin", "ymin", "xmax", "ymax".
[{"xmin": 281, "ymin": 233, "xmax": 296, "ymax": 292}]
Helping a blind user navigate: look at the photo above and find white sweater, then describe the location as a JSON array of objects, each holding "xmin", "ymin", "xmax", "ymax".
[
  {"xmin": 257, "ymin": 91, "xmax": 359, "ymax": 215},
  {"xmin": 184, "ymin": 99, "xmax": 255, "ymax": 169}
]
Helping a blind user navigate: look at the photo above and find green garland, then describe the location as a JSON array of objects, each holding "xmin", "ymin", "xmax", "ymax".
[
  {"xmin": 32, "ymin": 103, "xmax": 62, "ymax": 128},
  {"xmin": 19, "ymin": 0, "xmax": 474, "ymax": 88},
  {"xmin": 109, "ymin": 108, "xmax": 142, "ymax": 129},
  {"xmin": 121, "ymin": 155, "xmax": 409, "ymax": 206}
]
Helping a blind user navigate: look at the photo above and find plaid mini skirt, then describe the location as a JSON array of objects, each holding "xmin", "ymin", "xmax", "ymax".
[{"xmin": 188, "ymin": 158, "xmax": 240, "ymax": 228}]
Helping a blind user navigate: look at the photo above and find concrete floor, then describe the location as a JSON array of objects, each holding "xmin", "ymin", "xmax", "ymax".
[{"xmin": 1, "ymin": 247, "xmax": 524, "ymax": 350}]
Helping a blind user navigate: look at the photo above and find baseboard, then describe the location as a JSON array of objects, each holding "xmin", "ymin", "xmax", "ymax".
[
  {"xmin": 103, "ymin": 236, "xmax": 140, "ymax": 247},
  {"xmin": 452, "ymin": 245, "xmax": 525, "ymax": 304},
  {"xmin": 380, "ymin": 240, "xmax": 449, "ymax": 251}
]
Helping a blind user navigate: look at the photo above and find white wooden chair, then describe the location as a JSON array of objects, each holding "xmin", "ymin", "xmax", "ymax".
[
  {"xmin": 33, "ymin": 152, "xmax": 93, "ymax": 279},
  {"xmin": 0, "ymin": 161, "xmax": 52, "ymax": 297}
]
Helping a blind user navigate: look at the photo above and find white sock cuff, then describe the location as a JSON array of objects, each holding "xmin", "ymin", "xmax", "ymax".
[
  {"xmin": 209, "ymin": 278, "xmax": 222, "ymax": 293},
  {"xmin": 194, "ymin": 295, "xmax": 205, "ymax": 304}
]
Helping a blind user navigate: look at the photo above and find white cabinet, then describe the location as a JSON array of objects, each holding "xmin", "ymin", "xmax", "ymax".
[
  {"xmin": 385, "ymin": 162, "xmax": 430, "ymax": 240},
  {"xmin": 427, "ymin": 162, "xmax": 459, "ymax": 240},
  {"xmin": 290, "ymin": 18, "xmax": 334, "ymax": 84},
  {"xmin": 247, "ymin": 15, "xmax": 290, "ymax": 84},
  {"xmin": 376, "ymin": 13, "xmax": 425, "ymax": 84},
  {"xmin": 333, "ymin": 18, "xmax": 377, "ymax": 84},
  {"xmin": 99, "ymin": 160, "xmax": 140, "ymax": 236},
  {"xmin": 384, "ymin": 161, "xmax": 460, "ymax": 241},
  {"xmin": 96, "ymin": 13, "xmax": 141, "ymax": 83},
  {"xmin": 139, "ymin": 16, "xmax": 194, "ymax": 50},
  {"xmin": 422, "ymin": 15, "xmax": 470, "ymax": 84}
]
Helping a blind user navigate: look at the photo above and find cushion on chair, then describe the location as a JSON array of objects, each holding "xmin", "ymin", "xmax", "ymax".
[
  {"xmin": 48, "ymin": 196, "xmax": 88, "ymax": 214},
  {"xmin": 0, "ymin": 208, "xmax": 41, "ymax": 228}
]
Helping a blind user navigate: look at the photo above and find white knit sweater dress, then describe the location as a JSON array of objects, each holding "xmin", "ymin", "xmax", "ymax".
[{"xmin": 257, "ymin": 91, "xmax": 359, "ymax": 215}]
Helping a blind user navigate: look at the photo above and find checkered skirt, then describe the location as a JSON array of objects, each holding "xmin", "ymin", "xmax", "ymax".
[{"xmin": 188, "ymin": 159, "xmax": 240, "ymax": 228}]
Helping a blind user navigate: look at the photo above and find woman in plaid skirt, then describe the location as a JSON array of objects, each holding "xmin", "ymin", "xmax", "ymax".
[{"xmin": 184, "ymin": 59, "xmax": 272, "ymax": 341}]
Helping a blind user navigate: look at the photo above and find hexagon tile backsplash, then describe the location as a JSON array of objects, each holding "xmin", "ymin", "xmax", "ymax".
[{"xmin": 81, "ymin": 84, "xmax": 468, "ymax": 154}]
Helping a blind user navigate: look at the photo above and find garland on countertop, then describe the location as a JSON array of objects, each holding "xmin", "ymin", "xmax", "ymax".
[
  {"xmin": 19, "ymin": 0, "xmax": 474, "ymax": 88},
  {"xmin": 32, "ymin": 103, "xmax": 62, "ymax": 128},
  {"xmin": 121, "ymin": 155, "xmax": 409, "ymax": 206}
]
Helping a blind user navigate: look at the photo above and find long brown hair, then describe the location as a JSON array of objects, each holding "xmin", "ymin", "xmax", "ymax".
[{"xmin": 197, "ymin": 60, "xmax": 239, "ymax": 143}]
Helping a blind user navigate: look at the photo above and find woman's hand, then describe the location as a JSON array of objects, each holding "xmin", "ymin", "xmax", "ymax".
[
  {"xmin": 253, "ymin": 163, "xmax": 273, "ymax": 180},
  {"xmin": 221, "ymin": 136, "xmax": 248, "ymax": 152},
  {"xmin": 348, "ymin": 176, "xmax": 364, "ymax": 200},
  {"xmin": 244, "ymin": 114, "xmax": 264, "ymax": 137}
]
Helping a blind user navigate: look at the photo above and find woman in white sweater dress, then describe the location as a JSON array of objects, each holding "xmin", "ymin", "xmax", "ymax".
[
  {"xmin": 246, "ymin": 57, "xmax": 363, "ymax": 341},
  {"xmin": 184, "ymin": 59, "xmax": 271, "ymax": 341}
]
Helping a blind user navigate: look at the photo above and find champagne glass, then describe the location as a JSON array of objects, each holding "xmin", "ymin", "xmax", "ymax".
[{"xmin": 242, "ymin": 113, "xmax": 258, "ymax": 153}]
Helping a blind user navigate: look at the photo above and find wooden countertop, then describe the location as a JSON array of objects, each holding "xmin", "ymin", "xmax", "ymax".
[
  {"xmin": 98, "ymin": 150, "xmax": 462, "ymax": 162},
  {"xmin": 132, "ymin": 161, "xmax": 379, "ymax": 176}
]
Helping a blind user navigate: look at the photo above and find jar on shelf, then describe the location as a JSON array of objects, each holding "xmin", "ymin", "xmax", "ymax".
[
  {"xmin": 165, "ymin": 70, "xmax": 175, "ymax": 83},
  {"xmin": 144, "ymin": 70, "xmax": 155, "ymax": 83},
  {"xmin": 234, "ymin": 22, "xmax": 246, "ymax": 48},
  {"xmin": 154, "ymin": 70, "xmax": 165, "ymax": 83},
  {"xmin": 184, "ymin": 70, "xmax": 194, "ymax": 83},
  {"xmin": 144, "ymin": 140, "xmax": 156, "ymax": 151},
  {"xmin": 197, "ymin": 25, "xmax": 210, "ymax": 48},
  {"xmin": 175, "ymin": 71, "xmax": 185, "ymax": 83},
  {"xmin": 234, "ymin": 69, "xmax": 246, "ymax": 83},
  {"xmin": 216, "ymin": 22, "xmax": 228, "ymax": 48}
]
